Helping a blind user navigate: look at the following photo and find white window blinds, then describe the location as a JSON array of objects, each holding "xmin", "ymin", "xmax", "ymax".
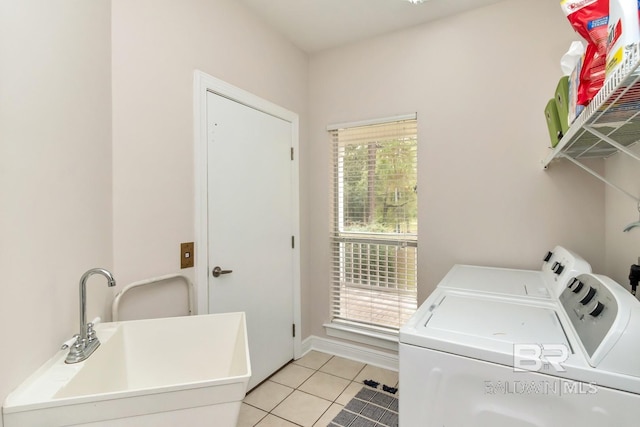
[{"xmin": 329, "ymin": 117, "xmax": 418, "ymax": 332}]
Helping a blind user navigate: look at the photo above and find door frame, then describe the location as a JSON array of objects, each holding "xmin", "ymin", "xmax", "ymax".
[{"xmin": 193, "ymin": 70, "xmax": 302, "ymax": 359}]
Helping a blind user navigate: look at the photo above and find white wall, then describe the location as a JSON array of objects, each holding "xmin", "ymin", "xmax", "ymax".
[
  {"xmin": 0, "ymin": 0, "xmax": 112, "ymax": 408},
  {"xmin": 306, "ymin": 0, "xmax": 606, "ymax": 339},
  {"xmin": 604, "ymin": 145, "xmax": 640, "ymax": 290},
  {"xmin": 111, "ymin": 0, "xmax": 309, "ymax": 326}
]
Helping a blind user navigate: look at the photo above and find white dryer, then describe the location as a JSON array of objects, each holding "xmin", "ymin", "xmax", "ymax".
[
  {"xmin": 438, "ymin": 245, "xmax": 591, "ymax": 299},
  {"xmin": 399, "ymin": 273, "xmax": 640, "ymax": 426}
]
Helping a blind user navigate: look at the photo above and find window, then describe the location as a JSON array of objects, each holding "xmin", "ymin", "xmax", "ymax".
[{"xmin": 329, "ymin": 116, "xmax": 418, "ymax": 334}]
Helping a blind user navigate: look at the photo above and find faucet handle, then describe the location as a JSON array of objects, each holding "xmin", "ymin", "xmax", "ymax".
[
  {"xmin": 86, "ymin": 323, "xmax": 97, "ymax": 343},
  {"xmin": 61, "ymin": 334, "xmax": 80, "ymax": 350}
]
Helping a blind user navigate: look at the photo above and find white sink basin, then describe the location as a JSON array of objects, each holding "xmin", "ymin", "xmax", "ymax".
[{"xmin": 2, "ymin": 312, "xmax": 251, "ymax": 427}]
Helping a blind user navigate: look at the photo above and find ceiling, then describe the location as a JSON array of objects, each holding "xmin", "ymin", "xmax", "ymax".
[{"xmin": 238, "ymin": 0, "xmax": 506, "ymax": 53}]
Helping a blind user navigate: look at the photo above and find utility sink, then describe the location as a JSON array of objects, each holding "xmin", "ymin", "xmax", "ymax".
[{"xmin": 2, "ymin": 312, "xmax": 251, "ymax": 427}]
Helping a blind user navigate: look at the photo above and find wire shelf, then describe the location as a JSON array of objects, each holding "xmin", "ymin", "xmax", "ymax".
[{"xmin": 543, "ymin": 43, "xmax": 640, "ymax": 203}]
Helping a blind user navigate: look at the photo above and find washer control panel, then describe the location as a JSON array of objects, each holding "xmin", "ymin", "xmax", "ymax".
[
  {"xmin": 541, "ymin": 246, "xmax": 592, "ymax": 297},
  {"xmin": 560, "ymin": 274, "xmax": 620, "ymax": 361}
]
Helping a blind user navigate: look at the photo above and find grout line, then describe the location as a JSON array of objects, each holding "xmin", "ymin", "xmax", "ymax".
[
  {"xmin": 251, "ymin": 405, "xmax": 269, "ymax": 427},
  {"xmin": 313, "ymin": 402, "xmax": 343, "ymax": 427},
  {"xmin": 293, "ymin": 387, "xmax": 334, "ymax": 402},
  {"xmin": 266, "ymin": 413, "xmax": 305, "ymax": 427}
]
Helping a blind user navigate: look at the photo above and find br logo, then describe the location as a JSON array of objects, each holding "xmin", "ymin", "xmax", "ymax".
[{"xmin": 513, "ymin": 344, "xmax": 569, "ymax": 372}]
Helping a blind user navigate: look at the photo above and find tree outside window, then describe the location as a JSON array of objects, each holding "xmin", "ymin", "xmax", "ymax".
[{"xmin": 330, "ymin": 118, "xmax": 418, "ymax": 331}]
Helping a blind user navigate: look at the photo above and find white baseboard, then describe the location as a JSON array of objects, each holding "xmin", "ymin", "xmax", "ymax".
[{"xmin": 300, "ymin": 335, "xmax": 398, "ymax": 371}]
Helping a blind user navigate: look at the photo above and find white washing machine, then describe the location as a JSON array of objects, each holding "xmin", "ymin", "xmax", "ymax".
[
  {"xmin": 399, "ymin": 273, "xmax": 640, "ymax": 426},
  {"xmin": 438, "ymin": 245, "xmax": 591, "ymax": 299}
]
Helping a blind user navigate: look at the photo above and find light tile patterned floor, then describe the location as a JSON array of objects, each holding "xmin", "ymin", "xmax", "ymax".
[{"xmin": 238, "ymin": 351, "xmax": 399, "ymax": 427}]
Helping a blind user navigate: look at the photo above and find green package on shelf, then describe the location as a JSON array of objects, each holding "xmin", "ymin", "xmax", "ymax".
[
  {"xmin": 554, "ymin": 76, "xmax": 570, "ymax": 133},
  {"xmin": 544, "ymin": 98, "xmax": 563, "ymax": 148}
]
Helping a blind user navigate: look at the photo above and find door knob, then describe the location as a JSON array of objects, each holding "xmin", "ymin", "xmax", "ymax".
[{"xmin": 212, "ymin": 266, "xmax": 233, "ymax": 277}]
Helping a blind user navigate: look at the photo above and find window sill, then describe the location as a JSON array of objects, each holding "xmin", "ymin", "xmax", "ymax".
[{"xmin": 323, "ymin": 322, "xmax": 399, "ymax": 351}]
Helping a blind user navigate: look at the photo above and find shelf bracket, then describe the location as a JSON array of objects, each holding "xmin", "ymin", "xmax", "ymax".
[
  {"xmin": 583, "ymin": 125, "xmax": 640, "ymax": 162},
  {"xmin": 557, "ymin": 152, "xmax": 640, "ymax": 204}
]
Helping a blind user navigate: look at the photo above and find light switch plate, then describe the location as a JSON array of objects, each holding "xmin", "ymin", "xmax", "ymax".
[{"xmin": 180, "ymin": 242, "xmax": 194, "ymax": 269}]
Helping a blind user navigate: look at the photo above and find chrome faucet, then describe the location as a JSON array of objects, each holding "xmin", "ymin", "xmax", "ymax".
[{"xmin": 65, "ymin": 268, "xmax": 116, "ymax": 364}]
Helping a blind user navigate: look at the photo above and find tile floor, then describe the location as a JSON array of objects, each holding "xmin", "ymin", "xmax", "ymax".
[{"xmin": 238, "ymin": 351, "xmax": 399, "ymax": 427}]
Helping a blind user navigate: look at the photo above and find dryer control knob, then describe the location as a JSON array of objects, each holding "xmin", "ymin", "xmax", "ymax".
[
  {"xmin": 552, "ymin": 262, "xmax": 565, "ymax": 275},
  {"xmin": 580, "ymin": 287, "xmax": 597, "ymax": 305},
  {"xmin": 590, "ymin": 301, "xmax": 605, "ymax": 317},
  {"xmin": 568, "ymin": 277, "xmax": 578, "ymax": 289},
  {"xmin": 544, "ymin": 251, "xmax": 553, "ymax": 262},
  {"xmin": 572, "ymin": 280, "xmax": 584, "ymax": 293}
]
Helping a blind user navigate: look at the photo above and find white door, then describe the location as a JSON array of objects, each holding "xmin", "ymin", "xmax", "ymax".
[{"xmin": 206, "ymin": 91, "xmax": 294, "ymax": 389}]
